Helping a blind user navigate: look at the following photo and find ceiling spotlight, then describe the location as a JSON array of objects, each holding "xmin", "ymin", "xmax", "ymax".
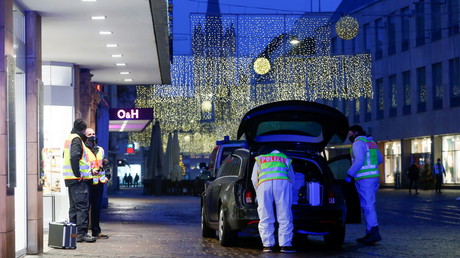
[
  {"xmin": 111, "ymin": 54, "xmax": 123, "ymax": 58},
  {"xmin": 106, "ymin": 44, "xmax": 118, "ymax": 48},
  {"xmin": 123, "ymin": 79, "xmax": 133, "ymax": 82},
  {"xmin": 116, "ymin": 63, "xmax": 126, "ymax": 66},
  {"xmin": 91, "ymin": 16, "xmax": 106, "ymax": 20},
  {"xmin": 81, "ymin": 0, "xmax": 97, "ymax": 2},
  {"xmin": 99, "ymin": 31, "xmax": 112, "ymax": 35},
  {"xmin": 120, "ymin": 72, "xmax": 130, "ymax": 75}
]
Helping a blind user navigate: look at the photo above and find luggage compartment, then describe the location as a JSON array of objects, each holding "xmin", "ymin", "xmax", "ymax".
[{"xmin": 291, "ymin": 158, "xmax": 324, "ymax": 206}]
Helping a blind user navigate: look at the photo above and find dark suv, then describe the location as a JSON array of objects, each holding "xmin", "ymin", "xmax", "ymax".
[{"xmin": 201, "ymin": 100, "xmax": 359, "ymax": 247}]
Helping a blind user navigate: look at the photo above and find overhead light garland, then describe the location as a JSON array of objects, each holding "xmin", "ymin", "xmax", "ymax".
[{"xmin": 130, "ymin": 14, "xmax": 372, "ymax": 154}]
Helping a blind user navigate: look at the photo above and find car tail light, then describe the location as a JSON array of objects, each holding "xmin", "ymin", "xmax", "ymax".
[
  {"xmin": 244, "ymin": 189, "xmax": 254, "ymax": 204},
  {"xmin": 327, "ymin": 191, "xmax": 335, "ymax": 204}
]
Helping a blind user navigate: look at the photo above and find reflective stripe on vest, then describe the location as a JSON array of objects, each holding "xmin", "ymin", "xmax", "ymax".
[
  {"xmin": 255, "ymin": 153, "xmax": 291, "ymax": 187},
  {"xmin": 88, "ymin": 147, "xmax": 108, "ymax": 185},
  {"xmin": 62, "ymin": 134, "xmax": 92, "ymax": 180},
  {"xmin": 350, "ymin": 137, "xmax": 380, "ymax": 181}
]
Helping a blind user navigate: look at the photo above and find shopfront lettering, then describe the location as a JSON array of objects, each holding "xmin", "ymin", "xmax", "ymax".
[{"xmin": 117, "ymin": 109, "xmax": 139, "ymax": 119}]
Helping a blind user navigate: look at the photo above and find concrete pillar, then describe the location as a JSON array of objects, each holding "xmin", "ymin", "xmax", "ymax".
[
  {"xmin": 25, "ymin": 11, "xmax": 43, "ymax": 255},
  {"xmin": 0, "ymin": 0, "xmax": 16, "ymax": 257}
]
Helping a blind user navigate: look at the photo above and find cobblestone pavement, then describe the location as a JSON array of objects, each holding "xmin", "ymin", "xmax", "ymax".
[{"xmin": 27, "ymin": 188, "xmax": 460, "ymax": 257}]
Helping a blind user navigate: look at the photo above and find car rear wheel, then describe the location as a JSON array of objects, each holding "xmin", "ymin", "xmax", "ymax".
[
  {"xmin": 201, "ymin": 206, "xmax": 215, "ymax": 238},
  {"xmin": 323, "ymin": 224, "xmax": 345, "ymax": 248},
  {"xmin": 218, "ymin": 207, "xmax": 237, "ymax": 246}
]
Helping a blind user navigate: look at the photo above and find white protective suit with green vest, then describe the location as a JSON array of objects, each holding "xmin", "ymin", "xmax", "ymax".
[
  {"xmin": 347, "ymin": 135, "xmax": 383, "ymax": 244},
  {"xmin": 251, "ymin": 150, "xmax": 296, "ymax": 249}
]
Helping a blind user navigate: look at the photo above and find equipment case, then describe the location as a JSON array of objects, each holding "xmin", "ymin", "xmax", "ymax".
[{"xmin": 48, "ymin": 222, "xmax": 77, "ymax": 249}]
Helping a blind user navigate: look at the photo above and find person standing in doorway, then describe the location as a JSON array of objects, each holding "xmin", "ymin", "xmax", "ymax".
[
  {"xmin": 407, "ymin": 162, "xmax": 420, "ymax": 195},
  {"xmin": 345, "ymin": 125, "xmax": 383, "ymax": 245},
  {"xmin": 434, "ymin": 158, "xmax": 446, "ymax": 193},
  {"xmin": 251, "ymin": 146, "xmax": 296, "ymax": 253},
  {"xmin": 85, "ymin": 128, "xmax": 109, "ymax": 239},
  {"xmin": 62, "ymin": 119, "xmax": 96, "ymax": 243}
]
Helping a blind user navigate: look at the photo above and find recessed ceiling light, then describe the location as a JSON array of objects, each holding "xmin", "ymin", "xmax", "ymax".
[
  {"xmin": 111, "ymin": 54, "xmax": 123, "ymax": 58},
  {"xmin": 120, "ymin": 72, "xmax": 130, "ymax": 75},
  {"xmin": 123, "ymin": 79, "xmax": 133, "ymax": 82},
  {"xmin": 99, "ymin": 31, "xmax": 112, "ymax": 35},
  {"xmin": 91, "ymin": 16, "xmax": 106, "ymax": 20},
  {"xmin": 116, "ymin": 63, "xmax": 126, "ymax": 66},
  {"xmin": 106, "ymin": 44, "xmax": 118, "ymax": 48},
  {"xmin": 82, "ymin": 0, "xmax": 97, "ymax": 2}
]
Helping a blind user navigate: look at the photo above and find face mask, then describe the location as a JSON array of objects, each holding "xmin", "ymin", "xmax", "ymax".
[
  {"xmin": 349, "ymin": 132, "xmax": 357, "ymax": 143},
  {"xmin": 87, "ymin": 136, "xmax": 96, "ymax": 143}
]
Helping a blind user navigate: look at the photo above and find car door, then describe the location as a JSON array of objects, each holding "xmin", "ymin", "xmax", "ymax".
[
  {"xmin": 206, "ymin": 155, "xmax": 239, "ymax": 223},
  {"xmin": 328, "ymin": 154, "xmax": 361, "ymax": 224}
]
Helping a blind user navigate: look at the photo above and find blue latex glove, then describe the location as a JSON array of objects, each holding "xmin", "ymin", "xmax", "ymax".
[{"xmin": 345, "ymin": 175, "xmax": 353, "ymax": 183}]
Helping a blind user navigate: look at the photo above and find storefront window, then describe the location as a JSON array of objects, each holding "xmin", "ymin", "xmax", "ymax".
[
  {"xmin": 411, "ymin": 137, "xmax": 432, "ymax": 188},
  {"xmin": 384, "ymin": 141, "xmax": 401, "ymax": 184},
  {"xmin": 442, "ymin": 135, "xmax": 460, "ymax": 183}
]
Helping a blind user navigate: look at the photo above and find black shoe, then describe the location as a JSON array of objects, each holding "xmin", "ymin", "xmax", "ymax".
[
  {"xmin": 263, "ymin": 246, "xmax": 275, "ymax": 253},
  {"xmin": 77, "ymin": 234, "xmax": 97, "ymax": 243},
  {"xmin": 358, "ymin": 226, "xmax": 382, "ymax": 245},
  {"xmin": 280, "ymin": 246, "xmax": 296, "ymax": 253}
]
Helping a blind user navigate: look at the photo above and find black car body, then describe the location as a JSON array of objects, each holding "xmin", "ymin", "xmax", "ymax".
[{"xmin": 201, "ymin": 100, "xmax": 359, "ymax": 247}]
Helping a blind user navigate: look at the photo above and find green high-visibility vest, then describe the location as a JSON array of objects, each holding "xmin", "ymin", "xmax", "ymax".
[
  {"xmin": 350, "ymin": 137, "xmax": 380, "ymax": 181},
  {"xmin": 255, "ymin": 152, "xmax": 291, "ymax": 187},
  {"xmin": 87, "ymin": 146, "xmax": 108, "ymax": 185}
]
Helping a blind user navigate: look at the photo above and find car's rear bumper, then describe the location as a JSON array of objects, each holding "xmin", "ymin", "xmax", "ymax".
[
  {"xmin": 227, "ymin": 205, "xmax": 259, "ymax": 232},
  {"xmin": 292, "ymin": 205, "xmax": 345, "ymax": 233}
]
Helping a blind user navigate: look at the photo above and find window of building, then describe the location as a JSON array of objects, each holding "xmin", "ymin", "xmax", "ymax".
[
  {"xmin": 365, "ymin": 97, "xmax": 372, "ymax": 121},
  {"xmin": 416, "ymin": 66, "xmax": 426, "ymax": 112},
  {"xmin": 449, "ymin": 57, "xmax": 460, "ymax": 107},
  {"xmin": 384, "ymin": 141, "xmax": 401, "ymax": 184},
  {"xmin": 411, "ymin": 137, "xmax": 432, "ymax": 184},
  {"xmin": 431, "ymin": 0, "xmax": 443, "ymax": 41},
  {"xmin": 403, "ymin": 70, "xmax": 411, "ymax": 115},
  {"xmin": 342, "ymin": 101, "xmax": 349, "ymax": 117},
  {"xmin": 442, "ymin": 135, "xmax": 460, "ymax": 183},
  {"xmin": 389, "ymin": 74, "xmax": 397, "ymax": 117},
  {"xmin": 353, "ymin": 99, "xmax": 360, "ymax": 123},
  {"xmin": 448, "ymin": 0, "xmax": 460, "ymax": 35},
  {"xmin": 387, "ymin": 14, "xmax": 396, "ymax": 55},
  {"xmin": 376, "ymin": 78, "xmax": 384, "ymax": 119},
  {"xmin": 415, "ymin": 1, "xmax": 426, "ymax": 46},
  {"xmin": 401, "ymin": 7, "xmax": 410, "ymax": 51},
  {"xmin": 364, "ymin": 23, "xmax": 371, "ymax": 53},
  {"xmin": 375, "ymin": 18, "xmax": 383, "ymax": 59},
  {"xmin": 331, "ymin": 37, "xmax": 337, "ymax": 55},
  {"xmin": 432, "ymin": 62, "xmax": 443, "ymax": 109}
]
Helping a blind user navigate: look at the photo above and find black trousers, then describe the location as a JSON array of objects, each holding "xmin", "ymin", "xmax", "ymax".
[
  {"xmin": 435, "ymin": 174, "xmax": 443, "ymax": 192},
  {"xmin": 68, "ymin": 181, "xmax": 90, "ymax": 235},
  {"xmin": 90, "ymin": 182, "xmax": 104, "ymax": 236}
]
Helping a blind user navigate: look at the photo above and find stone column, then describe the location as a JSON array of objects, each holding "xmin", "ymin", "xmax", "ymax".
[
  {"xmin": 25, "ymin": 11, "xmax": 43, "ymax": 254},
  {"xmin": 0, "ymin": 0, "xmax": 16, "ymax": 257}
]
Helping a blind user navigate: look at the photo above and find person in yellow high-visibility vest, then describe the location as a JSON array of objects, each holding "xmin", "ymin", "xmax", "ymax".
[
  {"xmin": 63, "ymin": 119, "xmax": 96, "ymax": 243},
  {"xmin": 345, "ymin": 125, "xmax": 383, "ymax": 245},
  {"xmin": 251, "ymin": 146, "xmax": 296, "ymax": 253},
  {"xmin": 85, "ymin": 128, "xmax": 109, "ymax": 239}
]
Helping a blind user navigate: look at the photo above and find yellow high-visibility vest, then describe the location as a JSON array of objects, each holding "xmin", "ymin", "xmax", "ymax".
[
  {"xmin": 62, "ymin": 134, "xmax": 92, "ymax": 180},
  {"xmin": 87, "ymin": 146, "xmax": 108, "ymax": 185}
]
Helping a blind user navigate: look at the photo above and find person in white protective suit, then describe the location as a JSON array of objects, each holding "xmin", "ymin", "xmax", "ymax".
[{"xmin": 251, "ymin": 146, "xmax": 296, "ymax": 253}]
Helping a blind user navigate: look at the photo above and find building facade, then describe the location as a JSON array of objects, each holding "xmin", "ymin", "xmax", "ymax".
[{"xmin": 327, "ymin": 0, "xmax": 460, "ymax": 187}]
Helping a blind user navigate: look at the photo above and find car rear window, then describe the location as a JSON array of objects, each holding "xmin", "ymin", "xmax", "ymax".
[{"xmin": 256, "ymin": 121, "xmax": 322, "ymax": 137}]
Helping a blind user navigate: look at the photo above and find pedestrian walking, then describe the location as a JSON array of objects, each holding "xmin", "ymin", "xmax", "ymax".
[
  {"xmin": 251, "ymin": 146, "xmax": 296, "ymax": 253},
  {"xmin": 127, "ymin": 173, "xmax": 133, "ymax": 187},
  {"xmin": 345, "ymin": 125, "xmax": 383, "ymax": 245},
  {"xmin": 407, "ymin": 162, "xmax": 420, "ymax": 195},
  {"xmin": 85, "ymin": 128, "xmax": 109, "ymax": 239},
  {"xmin": 62, "ymin": 119, "xmax": 96, "ymax": 243},
  {"xmin": 134, "ymin": 173, "xmax": 140, "ymax": 187},
  {"xmin": 434, "ymin": 158, "xmax": 446, "ymax": 193}
]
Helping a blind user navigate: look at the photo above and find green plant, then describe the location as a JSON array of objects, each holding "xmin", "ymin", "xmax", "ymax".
[{"xmin": 419, "ymin": 162, "xmax": 435, "ymax": 190}]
